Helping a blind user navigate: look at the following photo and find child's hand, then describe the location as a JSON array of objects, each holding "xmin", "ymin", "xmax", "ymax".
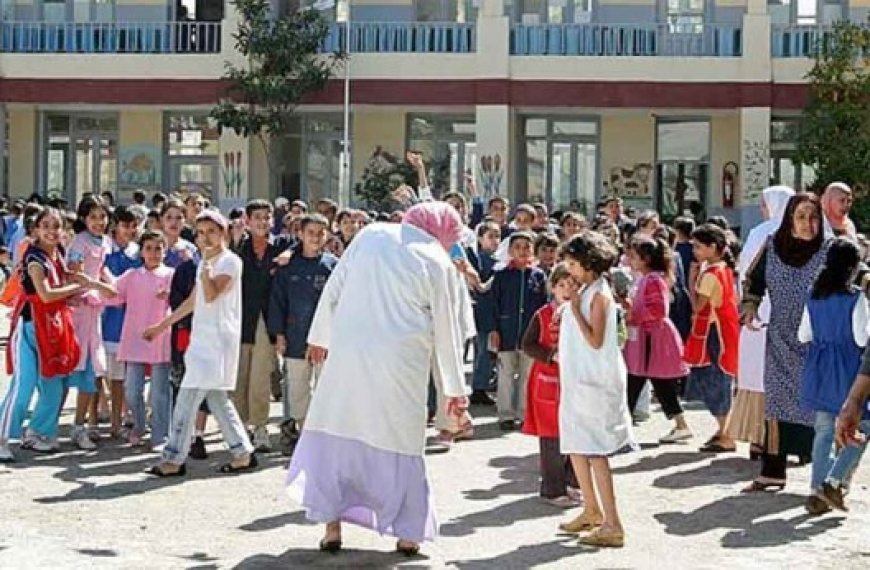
[
  {"xmin": 180, "ymin": 247, "xmax": 193, "ymax": 263},
  {"xmin": 447, "ymin": 396, "xmax": 468, "ymax": 418},
  {"xmin": 142, "ymin": 324, "xmax": 163, "ymax": 342},
  {"xmin": 306, "ymin": 344, "xmax": 328, "ymax": 365},
  {"xmin": 488, "ymin": 331, "xmax": 500, "ymax": 352},
  {"xmin": 276, "ymin": 335, "xmax": 287, "ymax": 357},
  {"xmin": 274, "ymin": 249, "xmax": 294, "ymax": 267}
]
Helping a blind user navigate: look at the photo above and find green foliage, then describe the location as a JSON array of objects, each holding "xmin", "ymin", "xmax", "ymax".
[
  {"xmin": 796, "ymin": 20, "xmax": 870, "ymax": 196},
  {"xmin": 210, "ymin": 0, "xmax": 344, "ymax": 142},
  {"xmin": 354, "ymin": 147, "xmax": 421, "ymax": 210}
]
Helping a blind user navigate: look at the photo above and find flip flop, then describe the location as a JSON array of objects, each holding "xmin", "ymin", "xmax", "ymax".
[
  {"xmin": 741, "ymin": 478, "xmax": 785, "ymax": 493},
  {"xmin": 699, "ymin": 438, "xmax": 736, "ymax": 453},
  {"xmin": 218, "ymin": 453, "xmax": 258, "ymax": 474}
]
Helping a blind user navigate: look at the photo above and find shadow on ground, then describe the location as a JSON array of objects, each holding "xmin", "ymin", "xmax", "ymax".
[
  {"xmin": 461, "ymin": 454, "xmax": 539, "ymax": 500},
  {"xmin": 447, "ymin": 538, "xmax": 598, "ymax": 569},
  {"xmin": 238, "ymin": 511, "xmax": 312, "ymax": 532},
  {"xmin": 652, "ymin": 457, "xmax": 756, "ymax": 489},
  {"xmin": 612, "ymin": 451, "xmax": 709, "ymax": 475},
  {"xmin": 233, "ymin": 547, "xmax": 430, "ymax": 569}
]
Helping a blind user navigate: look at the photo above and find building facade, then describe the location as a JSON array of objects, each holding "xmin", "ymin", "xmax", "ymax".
[{"xmin": 1, "ymin": 0, "xmax": 867, "ymax": 227}]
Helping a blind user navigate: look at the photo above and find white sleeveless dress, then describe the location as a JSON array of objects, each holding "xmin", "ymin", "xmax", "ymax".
[{"xmin": 558, "ymin": 278, "xmax": 637, "ymax": 455}]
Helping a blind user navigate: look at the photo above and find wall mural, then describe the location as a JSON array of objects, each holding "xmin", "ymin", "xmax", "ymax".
[
  {"xmin": 119, "ymin": 144, "xmax": 160, "ymax": 191},
  {"xmin": 742, "ymin": 140, "xmax": 769, "ymax": 200},
  {"xmin": 222, "ymin": 151, "xmax": 245, "ymax": 199},
  {"xmin": 603, "ymin": 163, "xmax": 654, "ymax": 207},
  {"xmin": 479, "ymin": 154, "xmax": 504, "ymax": 199}
]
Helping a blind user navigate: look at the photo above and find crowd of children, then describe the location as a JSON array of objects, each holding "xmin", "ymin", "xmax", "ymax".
[{"xmin": 0, "ymin": 174, "xmax": 868, "ymax": 551}]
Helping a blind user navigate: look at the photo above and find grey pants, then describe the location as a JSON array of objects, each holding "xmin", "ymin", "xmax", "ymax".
[{"xmin": 162, "ymin": 388, "xmax": 254, "ymax": 464}]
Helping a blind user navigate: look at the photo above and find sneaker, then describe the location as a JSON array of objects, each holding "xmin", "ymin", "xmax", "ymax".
[
  {"xmin": 499, "ymin": 420, "xmax": 516, "ymax": 432},
  {"xmin": 87, "ymin": 426, "xmax": 101, "ymax": 443},
  {"xmin": 820, "ymin": 482, "xmax": 848, "ymax": 512},
  {"xmin": 469, "ymin": 390, "xmax": 496, "ymax": 406},
  {"xmin": 189, "ymin": 436, "xmax": 208, "ymax": 460},
  {"xmin": 0, "ymin": 441, "xmax": 14, "ymax": 463},
  {"xmin": 252, "ymin": 426, "xmax": 272, "ymax": 453},
  {"xmin": 29, "ymin": 436, "xmax": 58, "ymax": 454},
  {"xmin": 72, "ymin": 426, "xmax": 97, "ymax": 450},
  {"xmin": 659, "ymin": 427, "xmax": 693, "ymax": 444},
  {"xmin": 279, "ymin": 421, "xmax": 300, "ymax": 457}
]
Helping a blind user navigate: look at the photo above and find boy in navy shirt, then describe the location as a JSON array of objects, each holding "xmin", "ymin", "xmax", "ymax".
[
  {"xmin": 467, "ymin": 221, "xmax": 501, "ymax": 405},
  {"xmin": 268, "ymin": 214, "xmax": 338, "ymax": 455},
  {"xmin": 490, "ymin": 231, "xmax": 548, "ymax": 430}
]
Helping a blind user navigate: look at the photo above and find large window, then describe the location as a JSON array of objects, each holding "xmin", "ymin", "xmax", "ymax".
[
  {"xmin": 407, "ymin": 115, "xmax": 476, "ymax": 195},
  {"xmin": 655, "ymin": 119, "xmax": 709, "ymax": 219},
  {"xmin": 666, "ymin": 0, "xmax": 705, "ymax": 34},
  {"xmin": 272, "ymin": 114, "xmax": 347, "ymax": 203},
  {"xmin": 522, "ymin": 118, "xmax": 598, "ymax": 213},
  {"xmin": 415, "ymin": 0, "xmax": 478, "ymax": 22},
  {"xmin": 768, "ymin": 0, "xmax": 845, "ymax": 25},
  {"xmin": 165, "ymin": 113, "xmax": 220, "ymax": 200},
  {"xmin": 39, "ymin": 0, "xmax": 115, "ymax": 21},
  {"xmin": 769, "ymin": 117, "xmax": 816, "ymax": 192},
  {"xmin": 506, "ymin": 0, "xmax": 592, "ymax": 24}
]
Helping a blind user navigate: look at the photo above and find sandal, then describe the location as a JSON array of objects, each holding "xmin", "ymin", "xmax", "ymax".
[
  {"xmin": 396, "ymin": 540, "xmax": 420, "ymax": 557},
  {"xmin": 699, "ymin": 437, "xmax": 736, "ymax": 453},
  {"xmin": 578, "ymin": 527, "xmax": 624, "ymax": 548},
  {"xmin": 558, "ymin": 510, "xmax": 603, "ymax": 534},
  {"xmin": 218, "ymin": 453, "xmax": 258, "ymax": 474},
  {"xmin": 319, "ymin": 538, "xmax": 342, "ymax": 553},
  {"xmin": 741, "ymin": 478, "xmax": 785, "ymax": 493},
  {"xmin": 145, "ymin": 463, "xmax": 186, "ymax": 477}
]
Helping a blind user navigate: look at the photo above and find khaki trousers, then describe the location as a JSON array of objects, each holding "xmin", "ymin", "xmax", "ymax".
[{"xmin": 233, "ymin": 317, "xmax": 274, "ymax": 428}]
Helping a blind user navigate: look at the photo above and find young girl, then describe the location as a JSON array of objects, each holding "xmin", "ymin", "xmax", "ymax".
[
  {"xmin": 0, "ymin": 208, "xmax": 103, "ymax": 460},
  {"xmin": 558, "ymin": 231, "xmax": 636, "ymax": 548},
  {"xmin": 799, "ymin": 238, "xmax": 869, "ymax": 514},
  {"xmin": 66, "ymin": 196, "xmax": 116, "ymax": 450},
  {"xmin": 105, "ymin": 230, "xmax": 175, "ymax": 449},
  {"xmin": 522, "ymin": 263, "xmax": 580, "ymax": 507},
  {"xmin": 622, "ymin": 236, "xmax": 692, "ymax": 443},
  {"xmin": 684, "ymin": 223, "xmax": 740, "ymax": 453}
]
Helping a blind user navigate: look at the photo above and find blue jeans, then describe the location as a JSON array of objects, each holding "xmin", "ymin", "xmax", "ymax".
[
  {"xmin": 125, "ymin": 362, "xmax": 172, "ymax": 445},
  {"xmin": 472, "ymin": 334, "xmax": 496, "ymax": 392},
  {"xmin": 811, "ymin": 411, "xmax": 870, "ymax": 490}
]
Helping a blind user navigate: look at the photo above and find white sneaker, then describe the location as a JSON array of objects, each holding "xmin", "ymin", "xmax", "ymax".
[
  {"xmin": 252, "ymin": 426, "xmax": 271, "ymax": 452},
  {"xmin": 0, "ymin": 441, "xmax": 14, "ymax": 463},
  {"xmin": 72, "ymin": 426, "xmax": 97, "ymax": 450},
  {"xmin": 29, "ymin": 436, "xmax": 57, "ymax": 453},
  {"xmin": 659, "ymin": 427, "xmax": 693, "ymax": 444}
]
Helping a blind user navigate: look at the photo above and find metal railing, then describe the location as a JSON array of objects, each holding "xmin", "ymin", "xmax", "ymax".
[
  {"xmin": 322, "ymin": 22, "xmax": 476, "ymax": 53},
  {"xmin": 510, "ymin": 23, "xmax": 742, "ymax": 56},
  {"xmin": 0, "ymin": 21, "xmax": 222, "ymax": 53}
]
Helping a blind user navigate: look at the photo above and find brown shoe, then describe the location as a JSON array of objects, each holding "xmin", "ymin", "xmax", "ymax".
[
  {"xmin": 820, "ymin": 482, "xmax": 848, "ymax": 512},
  {"xmin": 578, "ymin": 527, "xmax": 624, "ymax": 548},
  {"xmin": 805, "ymin": 494, "xmax": 832, "ymax": 516},
  {"xmin": 558, "ymin": 510, "xmax": 603, "ymax": 534}
]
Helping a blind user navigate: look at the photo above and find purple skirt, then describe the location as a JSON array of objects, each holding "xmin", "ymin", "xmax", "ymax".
[{"xmin": 286, "ymin": 429, "xmax": 438, "ymax": 542}]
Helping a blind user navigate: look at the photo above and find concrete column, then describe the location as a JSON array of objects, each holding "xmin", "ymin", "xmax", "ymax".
[
  {"xmin": 8, "ymin": 109, "xmax": 36, "ymax": 200},
  {"xmin": 0, "ymin": 105, "xmax": 6, "ymax": 199},
  {"xmin": 738, "ymin": 106, "xmax": 772, "ymax": 235},
  {"xmin": 740, "ymin": 11, "xmax": 772, "ymax": 81}
]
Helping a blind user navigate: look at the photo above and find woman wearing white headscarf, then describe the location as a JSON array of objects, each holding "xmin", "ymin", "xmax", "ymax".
[{"xmin": 728, "ymin": 186, "xmax": 795, "ymax": 447}]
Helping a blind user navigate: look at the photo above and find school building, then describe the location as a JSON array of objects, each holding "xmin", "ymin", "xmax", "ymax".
[{"xmin": 0, "ymin": 0, "xmax": 867, "ymax": 226}]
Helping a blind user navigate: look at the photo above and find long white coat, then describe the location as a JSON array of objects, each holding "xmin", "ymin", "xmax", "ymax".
[{"xmin": 305, "ymin": 223, "xmax": 469, "ymax": 456}]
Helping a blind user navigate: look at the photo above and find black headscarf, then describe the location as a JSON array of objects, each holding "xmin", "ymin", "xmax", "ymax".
[{"xmin": 773, "ymin": 193, "xmax": 825, "ymax": 268}]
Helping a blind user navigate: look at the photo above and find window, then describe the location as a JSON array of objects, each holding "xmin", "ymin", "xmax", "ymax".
[
  {"xmin": 506, "ymin": 0, "xmax": 592, "ymax": 24},
  {"xmin": 407, "ymin": 115, "xmax": 476, "ymax": 194},
  {"xmin": 655, "ymin": 119, "xmax": 709, "ymax": 219},
  {"xmin": 521, "ymin": 117, "xmax": 598, "ymax": 213},
  {"xmin": 416, "ymin": 0, "xmax": 478, "ymax": 23},
  {"xmin": 165, "ymin": 113, "xmax": 220, "ymax": 200},
  {"xmin": 0, "ymin": 0, "xmax": 15, "ymax": 20},
  {"xmin": 768, "ymin": 0, "xmax": 844, "ymax": 25},
  {"xmin": 769, "ymin": 117, "xmax": 816, "ymax": 192},
  {"xmin": 666, "ymin": 0, "xmax": 704, "ymax": 34}
]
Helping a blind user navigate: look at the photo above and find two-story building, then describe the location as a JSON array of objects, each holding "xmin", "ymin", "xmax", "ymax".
[{"xmin": 0, "ymin": 0, "xmax": 867, "ymax": 226}]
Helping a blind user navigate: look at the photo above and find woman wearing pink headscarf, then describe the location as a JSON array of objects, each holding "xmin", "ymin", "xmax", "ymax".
[{"xmin": 285, "ymin": 202, "xmax": 471, "ymax": 556}]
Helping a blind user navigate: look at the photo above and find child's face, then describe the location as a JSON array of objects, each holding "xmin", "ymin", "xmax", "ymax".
[
  {"xmin": 161, "ymin": 207, "xmax": 185, "ymax": 239},
  {"xmin": 564, "ymin": 257, "xmax": 593, "ymax": 285},
  {"xmin": 0, "ymin": 252, "xmax": 9, "ymax": 265},
  {"xmin": 561, "ymin": 218, "xmax": 582, "ymax": 238},
  {"xmin": 340, "ymin": 215, "xmax": 361, "ymax": 238},
  {"xmin": 36, "ymin": 215, "xmax": 63, "ymax": 248},
  {"xmin": 627, "ymin": 247, "xmax": 646, "ymax": 273},
  {"xmin": 515, "ymin": 212, "xmax": 534, "ymax": 230},
  {"xmin": 141, "ymin": 239, "xmax": 166, "ymax": 269},
  {"xmin": 247, "ymin": 207, "xmax": 273, "ymax": 238},
  {"xmin": 86, "ymin": 208, "xmax": 109, "ymax": 236},
  {"xmin": 552, "ymin": 276, "xmax": 578, "ymax": 303},
  {"xmin": 114, "ymin": 220, "xmax": 138, "ymax": 246},
  {"xmin": 488, "ymin": 201, "xmax": 507, "ymax": 224},
  {"xmin": 479, "ymin": 229, "xmax": 500, "ymax": 253},
  {"xmin": 692, "ymin": 239, "xmax": 718, "ymax": 264},
  {"xmin": 537, "ymin": 245, "xmax": 557, "ymax": 268},
  {"xmin": 195, "ymin": 220, "xmax": 225, "ymax": 254},
  {"xmin": 301, "ymin": 222, "xmax": 327, "ymax": 251},
  {"xmin": 509, "ymin": 238, "xmax": 534, "ymax": 266},
  {"xmin": 147, "ymin": 216, "xmax": 161, "ymax": 231}
]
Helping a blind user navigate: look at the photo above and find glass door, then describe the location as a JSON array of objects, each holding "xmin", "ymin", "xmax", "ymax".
[
  {"xmin": 75, "ymin": 135, "xmax": 117, "ymax": 199},
  {"xmin": 169, "ymin": 159, "xmax": 218, "ymax": 197},
  {"xmin": 42, "ymin": 113, "xmax": 118, "ymax": 204},
  {"xmin": 304, "ymin": 138, "xmax": 341, "ymax": 204}
]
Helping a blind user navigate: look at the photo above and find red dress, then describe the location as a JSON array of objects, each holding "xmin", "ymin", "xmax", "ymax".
[
  {"xmin": 684, "ymin": 263, "xmax": 739, "ymax": 376},
  {"xmin": 522, "ymin": 303, "xmax": 561, "ymax": 438}
]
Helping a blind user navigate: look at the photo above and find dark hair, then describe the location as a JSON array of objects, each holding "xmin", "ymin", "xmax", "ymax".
[
  {"xmin": 139, "ymin": 229, "xmax": 167, "ymax": 248},
  {"xmin": 151, "ymin": 192, "xmax": 167, "ymax": 208},
  {"xmin": 442, "ymin": 191, "xmax": 468, "ymax": 210},
  {"xmin": 549, "ymin": 262, "xmax": 573, "ymax": 289},
  {"xmin": 335, "ymin": 209, "xmax": 354, "ymax": 225},
  {"xmin": 184, "ymin": 192, "xmax": 204, "ymax": 206},
  {"xmin": 673, "ymin": 216, "xmax": 696, "ymax": 237},
  {"xmin": 113, "ymin": 204, "xmax": 139, "ymax": 225},
  {"xmin": 0, "ymin": 245, "xmax": 9, "ymax": 256},
  {"xmin": 291, "ymin": 200, "xmax": 308, "ymax": 212},
  {"xmin": 160, "ymin": 198, "xmax": 186, "ymax": 218},
  {"xmin": 74, "ymin": 195, "xmax": 109, "ymax": 234},
  {"xmin": 508, "ymin": 230, "xmax": 536, "ymax": 248},
  {"xmin": 630, "ymin": 235, "xmax": 674, "ymax": 281},
  {"xmin": 316, "ymin": 198, "xmax": 338, "ymax": 215},
  {"xmin": 147, "ymin": 210, "xmax": 160, "ymax": 220},
  {"xmin": 619, "ymin": 220, "xmax": 637, "ymax": 246},
  {"xmin": 560, "ymin": 212, "xmax": 585, "ymax": 226},
  {"xmin": 245, "ymin": 199, "xmax": 272, "ymax": 217},
  {"xmin": 229, "ymin": 207, "xmax": 245, "ymax": 221},
  {"xmin": 534, "ymin": 232, "xmax": 560, "ymax": 254},
  {"xmin": 692, "ymin": 223, "xmax": 735, "ymax": 270},
  {"xmin": 706, "ymin": 215, "xmax": 730, "ymax": 231},
  {"xmin": 30, "ymin": 207, "xmax": 62, "ymax": 242},
  {"xmin": 299, "ymin": 213, "xmax": 330, "ymax": 233},
  {"xmin": 132, "ymin": 189, "xmax": 147, "ymax": 204},
  {"xmin": 24, "ymin": 204, "xmax": 47, "ymax": 235},
  {"xmin": 561, "ymin": 230, "xmax": 618, "ymax": 275},
  {"xmin": 774, "ymin": 193, "xmax": 825, "ymax": 268},
  {"xmin": 488, "ymin": 195, "xmax": 509, "ymax": 209},
  {"xmin": 636, "ymin": 210, "xmax": 659, "ymax": 231},
  {"xmin": 515, "ymin": 204, "xmax": 536, "ymax": 219},
  {"xmin": 811, "ymin": 238, "xmax": 860, "ymax": 300},
  {"xmin": 477, "ymin": 220, "xmax": 501, "ymax": 238}
]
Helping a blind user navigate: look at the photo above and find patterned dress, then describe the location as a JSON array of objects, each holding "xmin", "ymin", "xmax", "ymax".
[{"xmin": 763, "ymin": 240, "xmax": 827, "ymax": 427}]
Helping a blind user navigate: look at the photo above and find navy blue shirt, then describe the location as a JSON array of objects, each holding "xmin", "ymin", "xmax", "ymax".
[{"xmin": 491, "ymin": 264, "xmax": 548, "ymax": 351}]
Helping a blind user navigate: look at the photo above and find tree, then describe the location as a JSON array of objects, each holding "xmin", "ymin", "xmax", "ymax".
[
  {"xmin": 210, "ymin": 0, "xmax": 345, "ymax": 193},
  {"xmin": 796, "ymin": 20, "xmax": 870, "ymax": 201},
  {"xmin": 354, "ymin": 147, "xmax": 423, "ymax": 210}
]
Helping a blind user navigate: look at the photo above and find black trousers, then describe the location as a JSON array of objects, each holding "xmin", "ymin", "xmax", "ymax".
[
  {"xmin": 626, "ymin": 374, "xmax": 685, "ymax": 419},
  {"xmin": 540, "ymin": 437, "xmax": 578, "ymax": 498}
]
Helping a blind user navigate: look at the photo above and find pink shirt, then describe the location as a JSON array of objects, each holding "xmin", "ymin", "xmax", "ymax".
[
  {"xmin": 107, "ymin": 266, "xmax": 174, "ymax": 364},
  {"xmin": 67, "ymin": 231, "xmax": 112, "ymax": 374}
]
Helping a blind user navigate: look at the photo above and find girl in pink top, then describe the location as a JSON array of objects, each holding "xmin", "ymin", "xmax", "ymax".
[
  {"xmin": 106, "ymin": 230, "xmax": 174, "ymax": 448},
  {"xmin": 66, "ymin": 196, "xmax": 115, "ymax": 451},
  {"xmin": 621, "ymin": 235, "xmax": 693, "ymax": 444}
]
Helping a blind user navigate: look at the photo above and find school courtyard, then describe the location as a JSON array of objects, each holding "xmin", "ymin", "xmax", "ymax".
[{"xmin": 1, "ymin": 365, "xmax": 868, "ymax": 569}]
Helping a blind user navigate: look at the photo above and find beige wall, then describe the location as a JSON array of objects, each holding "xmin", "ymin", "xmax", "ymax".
[
  {"xmin": 120, "ymin": 109, "xmax": 162, "ymax": 147},
  {"xmin": 8, "ymin": 110, "xmax": 36, "ymax": 199},
  {"xmin": 351, "ymin": 109, "xmax": 406, "ymax": 182},
  {"xmin": 710, "ymin": 113, "xmax": 740, "ymax": 208},
  {"xmin": 599, "ymin": 112, "xmax": 655, "ymax": 205},
  {"xmin": 248, "ymin": 137, "xmax": 271, "ymax": 200}
]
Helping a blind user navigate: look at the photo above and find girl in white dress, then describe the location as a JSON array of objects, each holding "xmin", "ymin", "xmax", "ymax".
[{"xmin": 557, "ymin": 230, "xmax": 636, "ymax": 548}]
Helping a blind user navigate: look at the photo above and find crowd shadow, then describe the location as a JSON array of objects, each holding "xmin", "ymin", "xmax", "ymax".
[
  {"xmin": 233, "ymin": 547, "xmax": 430, "ymax": 569},
  {"xmin": 652, "ymin": 457, "xmax": 756, "ymax": 489},
  {"xmin": 447, "ymin": 538, "xmax": 593, "ymax": 569},
  {"xmin": 612, "ymin": 451, "xmax": 708, "ymax": 475},
  {"xmin": 440, "ymin": 495, "xmax": 556, "ymax": 537},
  {"xmin": 655, "ymin": 492, "xmax": 845, "ymax": 548},
  {"xmin": 238, "ymin": 510, "xmax": 311, "ymax": 532},
  {"xmin": 461, "ymin": 454, "xmax": 539, "ymax": 500}
]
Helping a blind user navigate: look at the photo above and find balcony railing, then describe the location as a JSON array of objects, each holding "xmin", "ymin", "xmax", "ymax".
[
  {"xmin": 322, "ymin": 22, "xmax": 475, "ymax": 53},
  {"xmin": 0, "ymin": 21, "xmax": 221, "ymax": 53},
  {"xmin": 510, "ymin": 23, "xmax": 742, "ymax": 56}
]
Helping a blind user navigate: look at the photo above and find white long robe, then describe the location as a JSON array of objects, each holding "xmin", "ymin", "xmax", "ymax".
[{"xmin": 304, "ymin": 222, "xmax": 468, "ymax": 456}]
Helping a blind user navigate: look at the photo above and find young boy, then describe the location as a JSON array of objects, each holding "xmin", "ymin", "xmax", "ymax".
[
  {"xmin": 233, "ymin": 199, "xmax": 294, "ymax": 452},
  {"xmin": 102, "ymin": 206, "xmax": 143, "ymax": 437},
  {"xmin": 268, "ymin": 214, "xmax": 338, "ymax": 456},
  {"xmin": 144, "ymin": 210, "xmax": 255, "ymax": 477},
  {"xmin": 467, "ymin": 221, "xmax": 501, "ymax": 406},
  {"xmin": 534, "ymin": 233, "xmax": 560, "ymax": 276},
  {"xmin": 490, "ymin": 231, "xmax": 548, "ymax": 430},
  {"xmin": 673, "ymin": 216, "xmax": 696, "ymax": 286}
]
